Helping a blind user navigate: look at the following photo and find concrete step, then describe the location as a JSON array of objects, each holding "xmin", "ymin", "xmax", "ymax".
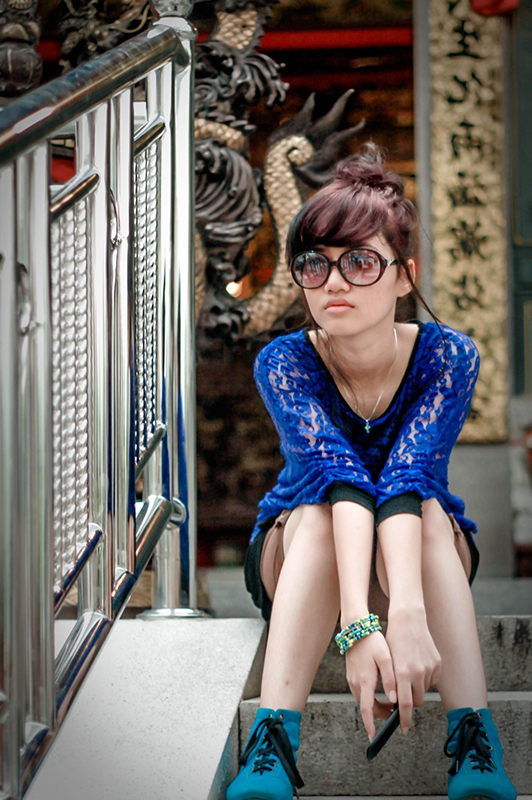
[
  {"xmin": 312, "ymin": 616, "xmax": 532, "ymax": 694},
  {"xmin": 240, "ymin": 692, "xmax": 532, "ymax": 797}
]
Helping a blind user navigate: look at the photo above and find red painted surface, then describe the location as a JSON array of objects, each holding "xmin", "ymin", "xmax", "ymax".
[
  {"xmin": 260, "ymin": 27, "xmax": 413, "ymax": 50},
  {"xmin": 51, "ymin": 157, "xmax": 76, "ymax": 184},
  {"xmin": 36, "ymin": 40, "xmax": 61, "ymax": 61},
  {"xmin": 197, "ymin": 27, "xmax": 413, "ymax": 49},
  {"xmin": 470, "ymin": 0, "xmax": 519, "ymax": 13}
]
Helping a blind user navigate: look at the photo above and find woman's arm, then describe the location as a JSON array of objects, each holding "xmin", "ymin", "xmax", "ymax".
[
  {"xmin": 375, "ymin": 327, "xmax": 480, "ymax": 508},
  {"xmin": 371, "ymin": 329, "xmax": 478, "ymax": 732},
  {"xmin": 377, "ymin": 513, "xmax": 441, "ymax": 734},
  {"xmin": 332, "ymin": 500, "xmax": 398, "ymax": 740},
  {"xmin": 254, "ymin": 339, "xmax": 376, "ymax": 502}
]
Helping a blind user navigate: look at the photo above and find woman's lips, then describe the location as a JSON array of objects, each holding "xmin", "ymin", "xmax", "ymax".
[{"xmin": 324, "ymin": 300, "xmax": 353, "ymax": 312}]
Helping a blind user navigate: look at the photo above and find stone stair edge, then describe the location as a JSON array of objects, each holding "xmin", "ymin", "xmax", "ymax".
[{"xmin": 241, "ymin": 690, "xmax": 532, "ymax": 703}]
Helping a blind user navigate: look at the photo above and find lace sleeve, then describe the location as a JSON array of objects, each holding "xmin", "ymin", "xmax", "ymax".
[
  {"xmin": 375, "ymin": 327, "xmax": 480, "ymax": 508},
  {"xmin": 254, "ymin": 340, "xmax": 375, "ymax": 503}
]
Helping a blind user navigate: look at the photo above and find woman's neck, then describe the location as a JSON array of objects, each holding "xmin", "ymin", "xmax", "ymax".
[{"xmin": 322, "ymin": 322, "xmax": 399, "ymax": 385}]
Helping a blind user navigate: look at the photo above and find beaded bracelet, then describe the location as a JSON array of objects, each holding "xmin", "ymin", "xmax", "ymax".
[{"xmin": 334, "ymin": 613, "xmax": 382, "ymax": 655}]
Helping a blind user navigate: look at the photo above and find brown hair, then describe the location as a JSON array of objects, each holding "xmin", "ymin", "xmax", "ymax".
[{"xmin": 286, "ymin": 142, "xmax": 436, "ymax": 321}]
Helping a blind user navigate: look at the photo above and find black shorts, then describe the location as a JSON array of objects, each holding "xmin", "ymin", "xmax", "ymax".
[{"xmin": 244, "ymin": 515, "xmax": 277, "ymax": 622}]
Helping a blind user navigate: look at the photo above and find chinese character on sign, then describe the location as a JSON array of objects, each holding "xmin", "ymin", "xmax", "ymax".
[
  {"xmin": 448, "ymin": 172, "xmax": 485, "ymax": 207},
  {"xmin": 450, "ymin": 121, "xmax": 485, "ymax": 158},
  {"xmin": 447, "ymin": 18, "xmax": 482, "ymax": 59},
  {"xmin": 449, "ymin": 220, "xmax": 488, "ymax": 261},
  {"xmin": 452, "ymin": 273, "xmax": 486, "ymax": 311},
  {"xmin": 447, "ymin": 72, "xmax": 484, "ymax": 105}
]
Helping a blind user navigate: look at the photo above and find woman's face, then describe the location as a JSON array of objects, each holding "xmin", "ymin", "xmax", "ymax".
[{"xmin": 303, "ymin": 233, "xmax": 412, "ymax": 338}]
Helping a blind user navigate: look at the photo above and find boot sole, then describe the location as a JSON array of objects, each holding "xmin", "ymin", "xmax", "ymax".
[{"xmin": 461, "ymin": 796, "xmax": 496, "ymax": 800}]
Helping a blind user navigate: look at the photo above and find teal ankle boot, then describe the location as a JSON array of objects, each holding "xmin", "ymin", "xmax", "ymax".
[
  {"xmin": 226, "ymin": 707, "xmax": 304, "ymax": 800},
  {"xmin": 445, "ymin": 708, "xmax": 517, "ymax": 800}
]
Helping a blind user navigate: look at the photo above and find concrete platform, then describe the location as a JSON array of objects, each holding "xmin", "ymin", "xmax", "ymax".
[
  {"xmin": 27, "ymin": 618, "xmax": 265, "ymax": 800},
  {"xmin": 202, "ymin": 568, "xmax": 532, "ymax": 618},
  {"xmin": 241, "ymin": 693, "xmax": 532, "ymax": 797}
]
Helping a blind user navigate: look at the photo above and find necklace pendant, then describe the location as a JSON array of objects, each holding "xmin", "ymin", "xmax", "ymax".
[{"xmin": 364, "ymin": 420, "xmax": 371, "ymax": 433}]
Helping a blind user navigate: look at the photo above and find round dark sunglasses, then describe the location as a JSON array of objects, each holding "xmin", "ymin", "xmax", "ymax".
[{"xmin": 290, "ymin": 248, "xmax": 398, "ymax": 289}]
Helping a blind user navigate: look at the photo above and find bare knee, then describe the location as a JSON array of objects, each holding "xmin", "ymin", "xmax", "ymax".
[{"xmin": 283, "ymin": 503, "xmax": 333, "ymax": 554}]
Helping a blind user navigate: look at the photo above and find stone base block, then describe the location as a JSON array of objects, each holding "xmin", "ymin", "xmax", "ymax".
[{"xmin": 240, "ymin": 692, "xmax": 532, "ymax": 796}]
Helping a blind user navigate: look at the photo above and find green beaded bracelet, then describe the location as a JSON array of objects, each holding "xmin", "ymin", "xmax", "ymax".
[{"xmin": 335, "ymin": 613, "xmax": 382, "ymax": 654}]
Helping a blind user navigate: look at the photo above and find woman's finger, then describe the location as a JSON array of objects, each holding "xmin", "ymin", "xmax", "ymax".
[
  {"xmin": 360, "ymin": 682, "xmax": 377, "ymax": 741},
  {"xmin": 376, "ymin": 652, "xmax": 397, "ymax": 705},
  {"xmin": 397, "ymin": 679, "xmax": 413, "ymax": 734},
  {"xmin": 411, "ymin": 672, "xmax": 426, "ymax": 708}
]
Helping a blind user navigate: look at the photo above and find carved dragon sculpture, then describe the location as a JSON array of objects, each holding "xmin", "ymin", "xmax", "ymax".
[
  {"xmin": 194, "ymin": 0, "xmax": 364, "ymax": 344},
  {"xmin": 0, "ymin": 0, "xmax": 42, "ymax": 96},
  {"xmin": 58, "ymin": 0, "xmax": 152, "ymax": 69}
]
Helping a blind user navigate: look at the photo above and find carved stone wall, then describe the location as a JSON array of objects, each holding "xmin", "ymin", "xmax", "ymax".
[{"xmin": 429, "ymin": 0, "xmax": 508, "ymax": 442}]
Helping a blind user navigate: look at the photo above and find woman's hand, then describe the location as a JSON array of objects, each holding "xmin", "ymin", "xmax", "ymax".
[
  {"xmin": 344, "ymin": 630, "xmax": 397, "ymax": 741},
  {"xmin": 385, "ymin": 607, "xmax": 442, "ymax": 734}
]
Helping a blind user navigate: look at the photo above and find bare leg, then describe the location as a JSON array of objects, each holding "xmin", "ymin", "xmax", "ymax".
[
  {"xmin": 260, "ymin": 504, "xmax": 340, "ymax": 712},
  {"xmin": 420, "ymin": 498, "xmax": 487, "ymax": 711}
]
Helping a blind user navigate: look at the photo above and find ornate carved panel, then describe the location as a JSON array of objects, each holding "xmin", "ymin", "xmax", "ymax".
[{"xmin": 429, "ymin": 0, "xmax": 508, "ymax": 441}]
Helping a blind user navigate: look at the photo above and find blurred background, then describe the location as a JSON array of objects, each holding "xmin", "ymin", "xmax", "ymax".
[{"xmin": 20, "ymin": 0, "xmax": 532, "ymax": 579}]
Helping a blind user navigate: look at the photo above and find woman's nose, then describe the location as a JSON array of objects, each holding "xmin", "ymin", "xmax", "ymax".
[{"xmin": 324, "ymin": 263, "xmax": 350, "ymax": 291}]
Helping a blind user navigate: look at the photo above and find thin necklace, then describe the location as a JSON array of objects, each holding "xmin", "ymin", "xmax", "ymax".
[{"xmin": 330, "ymin": 327, "xmax": 398, "ymax": 434}]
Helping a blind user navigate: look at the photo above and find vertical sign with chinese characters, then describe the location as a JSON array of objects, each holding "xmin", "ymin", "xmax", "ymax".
[{"xmin": 430, "ymin": 0, "xmax": 508, "ymax": 441}]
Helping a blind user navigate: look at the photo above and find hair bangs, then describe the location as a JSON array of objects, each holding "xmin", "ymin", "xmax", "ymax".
[{"xmin": 287, "ymin": 186, "xmax": 393, "ymax": 264}]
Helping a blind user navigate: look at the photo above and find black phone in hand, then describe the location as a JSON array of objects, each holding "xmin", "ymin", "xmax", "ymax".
[{"xmin": 366, "ymin": 703, "xmax": 400, "ymax": 760}]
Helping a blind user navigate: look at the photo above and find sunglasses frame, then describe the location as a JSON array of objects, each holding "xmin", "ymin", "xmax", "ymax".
[{"xmin": 290, "ymin": 247, "xmax": 398, "ymax": 289}]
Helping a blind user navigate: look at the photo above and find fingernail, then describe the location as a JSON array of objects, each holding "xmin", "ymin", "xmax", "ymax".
[
  {"xmin": 388, "ymin": 691, "xmax": 397, "ymax": 704},
  {"xmin": 401, "ymin": 727, "xmax": 409, "ymax": 735}
]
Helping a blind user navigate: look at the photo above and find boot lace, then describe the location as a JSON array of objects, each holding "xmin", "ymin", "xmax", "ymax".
[
  {"xmin": 444, "ymin": 711, "xmax": 495, "ymax": 776},
  {"xmin": 239, "ymin": 717, "xmax": 304, "ymax": 795}
]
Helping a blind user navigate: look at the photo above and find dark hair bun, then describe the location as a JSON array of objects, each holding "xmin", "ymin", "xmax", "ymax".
[
  {"xmin": 286, "ymin": 140, "xmax": 418, "ymax": 271},
  {"xmin": 333, "ymin": 143, "xmax": 405, "ymax": 200}
]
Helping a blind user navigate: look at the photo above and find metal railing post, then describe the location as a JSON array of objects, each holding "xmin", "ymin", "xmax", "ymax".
[
  {"xmin": 77, "ymin": 104, "xmax": 112, "ymax": 619},
  {"xmin": 0, "ymin": 163, "xmax": 24, "ymax": 800},
  {"xmin": 141, "ymin": 0, "xmax": 205, "ymax": 618},
  {"xmin": 23, "ymin": 142, "xmax": 55, "ymax": 754}
]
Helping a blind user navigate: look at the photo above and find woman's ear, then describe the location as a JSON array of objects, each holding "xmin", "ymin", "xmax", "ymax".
[{"xmin": 398, "ymin": 258, "xmax": 417, "ymax": 298}]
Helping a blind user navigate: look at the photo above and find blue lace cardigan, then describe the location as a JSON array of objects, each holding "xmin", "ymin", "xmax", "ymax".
[{"xmin": 250, "ymin": 321, "xmax": 480, "ymax": 542}]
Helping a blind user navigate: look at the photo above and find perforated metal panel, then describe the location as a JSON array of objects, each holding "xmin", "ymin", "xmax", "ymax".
[
  {"xmin": 50, "ymin": 202, "xmax": 90, "ymax": 591},
  {"xmin": 134, "ymin": 141, "xmax": 159, "ymax": 461}
]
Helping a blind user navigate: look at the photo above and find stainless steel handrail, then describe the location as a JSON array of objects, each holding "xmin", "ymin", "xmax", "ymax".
[
  {"xmin": 50, "ymin": 168, "xmax": 100, "ymax": 222},
  {"xmin": 0, "ymin": 26, "xmax": 186, "ymax": 167},
  {"xmin": 0, "ymin": 5, "xmax": 200, "ymax": 797}
]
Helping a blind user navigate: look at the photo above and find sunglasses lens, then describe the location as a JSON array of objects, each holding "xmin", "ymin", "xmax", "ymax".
[
  {"xmin": 340, "ymin": 250, "xmax": 382, "ymax": 284},
  {"xmin": 292, "ymin": 253, "xmax": 329, "ymax": 288}
]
